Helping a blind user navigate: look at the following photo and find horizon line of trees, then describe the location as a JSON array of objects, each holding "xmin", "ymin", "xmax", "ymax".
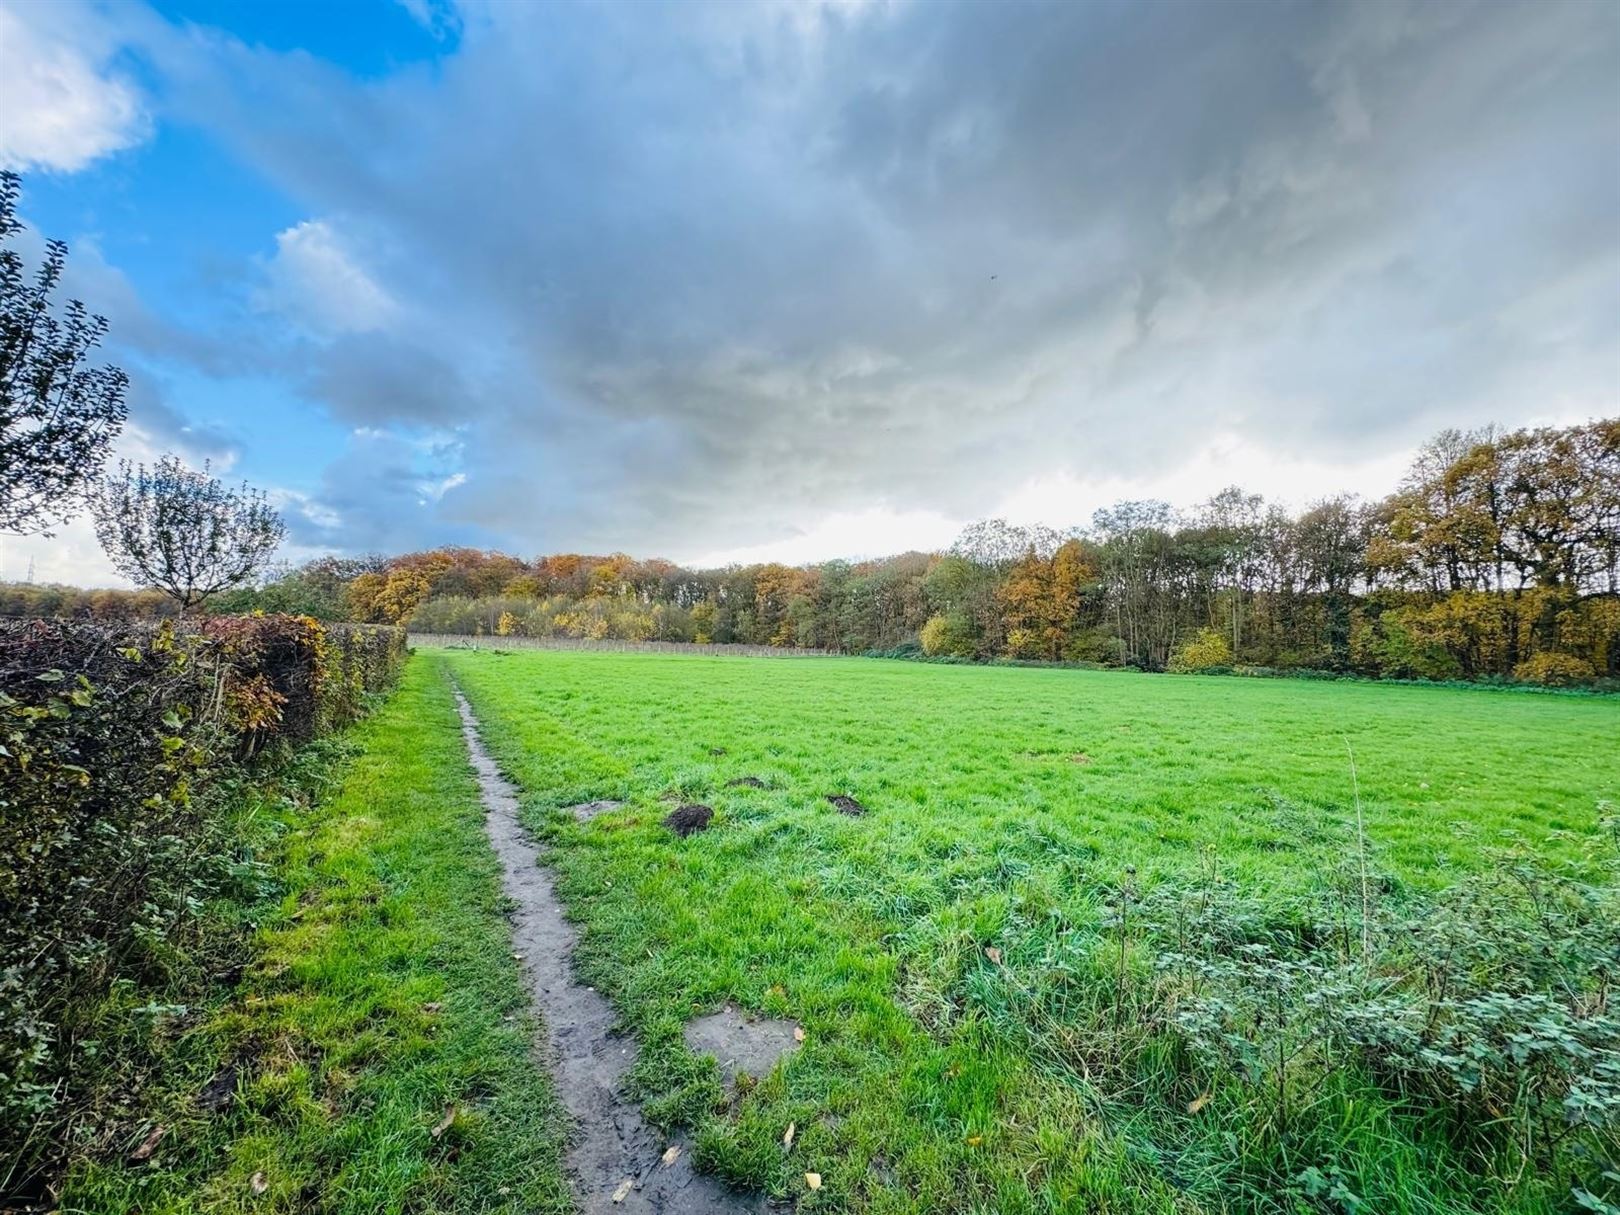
[{"xmin": 8, "ymin": 419, "xmax": 1616, "ymax": 686}]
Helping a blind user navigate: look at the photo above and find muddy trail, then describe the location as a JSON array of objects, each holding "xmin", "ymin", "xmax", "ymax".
[{"xmin": 453, "ymin": 689, "xmax": 776, "ymax": 1214}]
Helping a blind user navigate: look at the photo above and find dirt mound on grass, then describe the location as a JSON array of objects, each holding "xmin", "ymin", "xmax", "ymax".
[
  {"xmin": 825, "ymin": 794, "xmax": 867, "ymax": 816},
  {"xmin": 725, "ymin": 776, "xmax": 767, "ymax": 789},
  {"xmin": 663, "ymin": 804, "xmax": 714, "ymax": 836}
]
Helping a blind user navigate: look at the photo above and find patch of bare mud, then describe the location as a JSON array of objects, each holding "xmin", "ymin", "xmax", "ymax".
[
  {"xmin": 683, "ymin": 1006, "xmax": 801, "ymax": 1088},
  {"xmin": 566, "ymin": 799, "xmax": 624, "ymax": 822}
]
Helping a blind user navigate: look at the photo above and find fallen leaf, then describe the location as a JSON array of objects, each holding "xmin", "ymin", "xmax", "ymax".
[
  {"xmin": 431, "ymin": 1104, "xmax": 456, "ymax": 1138},
  {"xmin": 965, "ymin": 1134, "xmax": 983, "ymax": 1147},
  {"xmin": 661, "ymin": 1145, "xmax": 681, "ymax": 1167},
  {"xmin": 793, "ymin": 1025, "xmax": 805, "ymax": 1042},
  {"xmin": 1187, "ymin": 1091, "xmax": 1212, "ymax": 1115},
  {"xmin": 985, "ymin": 947, "xmax": 1003, "ymax": 965},
  {"xmin": 612, "ymin": 1178, "xmax": 634, "ymax": 1202},
  {"xmin": 129, "ymin": 1123, "xmax": 166, "ymax": 1161},
  {"xmin": 249, "ymin": 1171, "xmax": 268, "ymax": 1196},
  {"xmin": 783, "ymin": 1121, "xmax": 796, "ymax": 1149},
  {"xmin": 805, "ymin": 1172, "xmax": 822, "ymax": 1191}
]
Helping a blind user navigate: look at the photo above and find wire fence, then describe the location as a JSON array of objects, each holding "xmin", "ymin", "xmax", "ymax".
[{"xmin": 408, "ymin": 633, "xmax": 837, "ymax": 658}]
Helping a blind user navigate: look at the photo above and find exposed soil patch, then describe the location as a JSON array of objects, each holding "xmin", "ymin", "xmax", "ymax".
[
  {"xmin": 724, "ymin": 776, "xmax": 767, "ymax": 789},
  {"xmin": 825, "ymin": 794, "xmax": 867, "ymax": 817},
  {"xmin": 664, "ymin": 804, "xmax": 714, "ymax": 837},
  {"xmin": 566, "ymin": 799, "xmax": 624, "ymax": 822},
  {"xmin": 454, "ymin": 691, "xmax": 761, "ymax": 1213},
  {"xmin": 1070, "ymin": 753, "xmax": 1092, "ymax": 765},
  {"xmin": 683, "ymin": 1006, "xmax": 801, "ymax": 1088},
  {"xmin": 196, "ymin": 1063, "xmax": 239, "ymax": 1113}
]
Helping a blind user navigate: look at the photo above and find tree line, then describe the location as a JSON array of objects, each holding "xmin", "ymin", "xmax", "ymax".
[{"xmin": 9, "ymin": 419, "xmax": 1609, "ymax": 686}]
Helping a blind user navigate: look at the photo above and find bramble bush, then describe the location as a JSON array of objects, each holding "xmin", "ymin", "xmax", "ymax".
[{"xmin": 0, "ymin": 615, "xmax": 404, "ymax": 1196}]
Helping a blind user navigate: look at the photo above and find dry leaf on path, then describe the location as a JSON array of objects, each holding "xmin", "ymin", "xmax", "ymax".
[
  {"xmin": 783, "ymin": 1121, "xmax": 796, "ymax": 1149},
  {"xmin": 612, "ymin": 1178, "xmax": 634, "ymax": 1202},
  {"xmin": 129, "ymin": 1123, "xmax": 166, "ymax": 1161},
  {"xmin": 431, "ymin": 1104, "xmax": 456, "ymax": 1138},
  {"xmin": 661, "ymin": 1145, "xmax": 681, "ymax": 1167},
  {"xmin": 793, "ymin": 1025, "xmax": 806, "ymax": 1042},
  {"xmin": 805, "ymin": 1172, "xmax": 822, "ymax": 1191}
]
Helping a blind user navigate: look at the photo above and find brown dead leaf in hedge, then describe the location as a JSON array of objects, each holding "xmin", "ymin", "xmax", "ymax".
[
  {"xmin": 430, "ymin": 1104, "xmax": 456, "ymax": 1138},
  {"xmin": 129, "ymin": 1123, "xmax": 166, "ymax": 1161},
  {"xmin": 249, "ymin": 1171, "xmax": 269, "ymax": 1196},
  {"xmin": 985, "ymin": 946, "xmax": 1003, "ymax": 965},
  {"xmin": 783, "ymin": 1121, "xmax": 796, "ymax": 1149},
  {"xmin": 1188, "ymin": 1091, "xmax": 1212, "ymax": 1114}
]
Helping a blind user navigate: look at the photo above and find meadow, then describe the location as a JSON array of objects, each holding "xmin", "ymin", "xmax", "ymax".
[{"xmin": 443, "ymin": 648, "xmax": 1618, "ymax": 1214}]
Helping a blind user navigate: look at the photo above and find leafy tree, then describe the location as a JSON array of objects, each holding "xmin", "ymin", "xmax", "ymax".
[
  {"xmin": 92, "ymin": 456, "xmax": 285, "ymax": 611},
  {"xmin": 0, "ymin": 171, "xmax": 129, "ymax": 535}
]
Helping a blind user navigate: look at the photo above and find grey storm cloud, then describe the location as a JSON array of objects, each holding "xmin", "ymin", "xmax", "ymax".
[{"xmin": 116, "ymin": 0, "xmax": 1620, "ymax": 555}]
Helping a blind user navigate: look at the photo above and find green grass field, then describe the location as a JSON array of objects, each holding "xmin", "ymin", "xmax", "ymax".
[
  {"xmin": 64, "ymin": 651, "xmax": 1612, "ymax": 1214},
  {"xmin": 441, "ymin": 647, "xmax": 1618, "ymax": 1214}
]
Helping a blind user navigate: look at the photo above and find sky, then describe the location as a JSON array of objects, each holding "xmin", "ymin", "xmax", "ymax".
[{"xmin": 0, "ymin": 0, "xmax": 1616, "ymax": 586}]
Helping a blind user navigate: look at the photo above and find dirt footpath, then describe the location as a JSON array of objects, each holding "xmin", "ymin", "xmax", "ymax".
[{"xmin": 453, "ymin": 690, "xmax": 771, "ymax": 1214}]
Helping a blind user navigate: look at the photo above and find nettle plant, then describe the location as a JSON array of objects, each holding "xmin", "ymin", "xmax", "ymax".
[
  {"xmin": 942, "ymin": 806, "xmax": 1619, "ymax": 1211},
  {"xmin": 1145, "ymin": 816, "xmax": 1620, "ymax": 1205}
]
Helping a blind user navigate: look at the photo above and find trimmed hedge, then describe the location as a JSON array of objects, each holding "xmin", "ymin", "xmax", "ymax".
[{"xmin": 0, "ymin": 615, "xmax": 404, "ymax": 1194}]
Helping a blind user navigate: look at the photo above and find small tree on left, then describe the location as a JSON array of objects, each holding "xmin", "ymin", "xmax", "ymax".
[
  {"xmin": 0, "ymin": 170, "xmax": 130, "ymax": 534},
  {"xmin": 92, "ymin": 455, "xmax": 286, "ymax": 611}
]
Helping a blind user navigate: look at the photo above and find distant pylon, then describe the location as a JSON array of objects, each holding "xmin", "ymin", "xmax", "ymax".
[{"xmin": 24, "ymin": 556, "xmax": 35, "ymax": 584}]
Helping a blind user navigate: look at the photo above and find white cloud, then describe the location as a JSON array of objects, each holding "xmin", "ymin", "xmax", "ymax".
[
  {"xmin": 0, "ymin": 0, "xmax": 149, "ymax": 172},
  {"xmin": 261, "ymin": 219, "xmax": 398, "ymax": 336},
  {"xmin": 686, "ymin": 505, "xmax": 964, "ymax": 568}
]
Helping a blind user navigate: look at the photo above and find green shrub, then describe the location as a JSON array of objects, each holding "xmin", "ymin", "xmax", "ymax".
[
  {"xmin": 1168, "ymin": 627, "xmax": 1233, "ymax": 672},
  {"xmin": 0, "ymin": 615, "xmax": 404, "ymax": 1195},
  {"xmin": 919, "ymin": 612, "xmax": 977, "ymax": 657}
]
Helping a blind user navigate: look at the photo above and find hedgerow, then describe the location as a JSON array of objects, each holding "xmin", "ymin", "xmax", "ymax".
[{"xmin": 0, "ymin": 615, "xmax": 404, "ymax": 1197}]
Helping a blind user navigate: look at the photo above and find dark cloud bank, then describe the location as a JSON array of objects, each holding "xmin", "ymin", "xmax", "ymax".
[{"xmin": 124, "ymin": 0, "xmax": 1620, "ymax": 557}]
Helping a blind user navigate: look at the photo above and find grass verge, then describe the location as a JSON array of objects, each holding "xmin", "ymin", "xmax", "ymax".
[{"xmin": 52, "ymin": 655, "xmax": 569, "ymax": 1215}]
